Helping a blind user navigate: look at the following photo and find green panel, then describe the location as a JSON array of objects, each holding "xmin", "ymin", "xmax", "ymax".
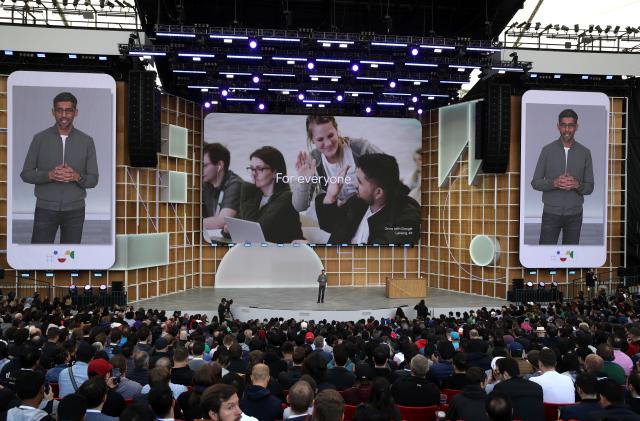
[
  {"xmin": 161, "ymin": 124, "xmax": 188, "ymax": 159},
  {"xmin": 110, "ymin": 233, "xmax": 169, "ymax": 270},
  {"xmin": 168, "ymin": 171, "xmax": 188, "ymax": 203}
]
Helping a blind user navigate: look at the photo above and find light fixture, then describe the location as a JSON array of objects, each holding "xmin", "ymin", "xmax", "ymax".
[
  {"xmin": 258, "ymin": 103, "xmax": 265, "ymax": 111},
  {"xmin": 249, "ymin": 39, "xmax": 258, "ymax": 49},
  {"xmin": 336, "ymin": 94, "xmax": 343, "ymax": 101},
  {"xmin": 307, "ymin": 62, "xmax": 315, "ymax": 70},
  {"xmin": 298, "ymin": 93, "xmax": 304, "ymax": 100},
  {"xmin": 84, "ymin": 285, "xmax": 92, "ymax": 295},
  {"xmin": 204, "ymin": 101, "xmax": 211, "ymax": 108},
  {"xmin": 365, "ymin": 106, "xmax": 372, "ymax": 113},
  {"xmin": 389, "ymin": 81, "xmax": 396, "ymax": 88},
  {"xmin": 526, "ymin": 281, "xmax": 534, "ymax": 289},
  {"xmin": 551, "ymin": 281, "xmax": 558, "ymax": 289},
  {"xmin": 252, "ymin": 76, "xmax": 260, "ymax": 83},
  {"xmin": 221, "ymin": 89, "xmax": 228, "ymax": 97},
  {"xmin": 417, "ymin": 109, "xmax": 423, "ymax": 115},
  {"xmin": 410, "ymin": 47, "xmax": 418, "ymax": 56},
  {"xmin": 351, "ymin": 64, "xmax": 359, "ymax": 72},
  {"xmin": 538, "ymin": 281, "xmax": 546, "ymax": 289}
]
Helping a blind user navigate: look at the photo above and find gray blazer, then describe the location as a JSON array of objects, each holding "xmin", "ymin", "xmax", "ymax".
[{"xmin": 21, "ymin": 125, "xmax": 99, "ymax": 211}]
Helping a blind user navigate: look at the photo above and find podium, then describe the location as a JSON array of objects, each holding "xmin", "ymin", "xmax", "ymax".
[{"xmin": 385, "ymin": 277, "xmax": 428, "ymax": 298}]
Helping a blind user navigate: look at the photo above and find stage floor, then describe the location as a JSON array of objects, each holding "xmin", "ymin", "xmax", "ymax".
[{"xmin": 133, "ymin": 287, "xmax": 507, "ymax": 321}]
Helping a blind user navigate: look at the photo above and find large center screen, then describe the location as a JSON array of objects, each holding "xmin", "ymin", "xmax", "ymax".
[{"xmin": 202, "ymin": 114, "xmax": 422, "ymax": 245}]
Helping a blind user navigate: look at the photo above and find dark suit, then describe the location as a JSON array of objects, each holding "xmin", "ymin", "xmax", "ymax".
[
  {"xmin": 586, "ymin": 404, "xmax": 640, "ymax": 421},
  {"xmin": 559, "ymin": 399, "xmax": 601, "ymax": 421},
  {"xmin": 493, "ymin": 377, "xmax": 544, "ymax": 421},
  {"xmin": 278, "ymin": 366, "xmax": 303, "ymax": 390},
  {"xmin": 326, "ymin": 366, "xmax": 356, "ymax": 390},
  {"xmin": 391, "ymin": 375, "xmax": 440, "ymax": 407},
  {"xmin": 84, "ymin": 411, "xmax": 118, "ymax": 421}
]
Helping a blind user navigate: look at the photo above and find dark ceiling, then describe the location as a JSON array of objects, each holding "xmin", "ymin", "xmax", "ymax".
[{"xmin": 136, "ymin": 0, "xmax": 525, "ymax": 40}]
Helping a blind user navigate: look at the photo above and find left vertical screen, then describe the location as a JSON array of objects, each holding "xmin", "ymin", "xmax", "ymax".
[{"xmin": 7, "ymin": 71, "xmax": 116, "ymax": 270}]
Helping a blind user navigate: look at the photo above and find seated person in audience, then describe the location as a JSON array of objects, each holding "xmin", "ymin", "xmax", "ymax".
[
  {"xmin": 87, "ymin": 358, "xmax": 125, "ymax": 418},
  {"xmin": 485, "ymin": 391, "xmax": 513, "ymax": 421},
  {"xmin": 148, "ymin": 385, "xmax": 175, "ymax": 421},
  {"xmin": 312, "ymin": 389, "xmax": 344, "ymax": 421},
  {"xmin": 530, "ymin": 348, "xmax": 575, "ymax": 403},
  {"xmin": 77, "ymin": 377, "xmax": 118, "ymax": 421},
  {"xmin": 493, "ymin": 357, "xmax": 544, "ymax": 421},
  {"xmin": 628, "ymin": 371, "xmax": 640, "ymax": 415},
  {"xmin": 188, "ymin": 341, "xmax": 207, "ymax": 371},
  {"xmin": 315, "ymin": 153, "xmax": 420, "ymax": 244},
  {"xmin": 200, "ymin": 383, "xmax": 258, "ymax": 421},
  {"xmin": 325, "ymin": 344, "xmax": 356, "ymax": 391},
  {"xmin": 446, "ymin": 367, "xmax": 489, "ymax": 421},
  {"xmin": 430, "ymin": 340, "xmax": 455, "ymax": 385},
  {"xmin": 341, "ymin": 363, "xmax": 373, "ymax": 405},
  {"xmin": 279, "ymin": 346, "xmax": 305, "ymax": 390},
  {"xmin": 236, "ymin": 146, "xmax": 304, "ymax": 243},
  {"xmin": 46, "ymin": 347, "xmax": 70, "ymax": 384},
  {"xmin": 391, "ymin": 355, "xmax": 440, "ymax": 407},
  {"xmin": 240, "ymin": 363, "xmax": 282, "ymax": 421},
  {"xmin": 371, "ymin": 345, "xmax": 392, "ymax": 382},
  {"xmin": 140, "ymin": 366, "xmax": 187, "ymax": 401},
  {"xmin": 353, "ymin": 377, "xmax": 400, "ymax": 421},
  {"xmin": 0, "ymin": 370, "xmax": 54, "ymax": 421},
  {"xmin": 177, "ymin": 364, "xmax": 222, "ymax": 421},
  {"xmin": 118, "ymin": 404, "xmax": 156, "ymax": 421},
  {"xmin": 171, "ymin": 346, "xmax": 194, "ymax": 386},
  {"xmin": 559, "ymin": 373, "xmax": 601, "ymax": 421},
  {"xmin": 109, "ymin": 354, "xmax": 142, "ymax": 400},
  {"xmin": 126, "ymin": 350, "xmax": 150, "ymax": 387},
  {"xmin": 149, "ymin": 337, "xmax": 171, "ymax": 369},
  {"xmin": 57, "ymin": 393, "xmax": 88, "ymax": 421},
  {"xmin": 58, "ymin": 341, "xmax": 94, "ymax": 397},
  {"xmin": 587, "ymin": 378, "xmax": 640, "ymax": 421},
  {"xmin": 597, "ymin": 343, "xmax": 626, "ymax": 385},
  {"xmin": 441, "ymin": 352, "xmax": 469, "ymax": 390},
  {"xmin": 284, "ymin": 380, "xmax": 315, "ymax": 420}
]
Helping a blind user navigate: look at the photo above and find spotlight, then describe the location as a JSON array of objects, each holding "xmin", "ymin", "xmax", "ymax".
[
  {"xmin": 298, "ymin": 93, "xmax": 304, "ymax": 100},
  {"xmin": 83, "ymin": 284, "xmax": 92, "ymax": 295},
  {"xmin": 534, "ymin": 22, "xmax": 541, "ymax": 30},
  {"xmin": 69, "ymin": 285, "xmax": 77, "ymax": 294},
  {"xmin": 417, "ymin": 109, "xmax": 423, "ymax": 115},
  {"xmin": 258, "ymin": 103, "xmax": 265, "ymax": 111},
  {"xmin": 538, "ymin": 281, "xmax": 546, "ymax": 289},
  {"xmin": 574, "ymin": 24, "xmax": 579, "ymax": 32},
  {"xmin": 307, "ymin": 62, "xmax": 315, "ymax": 70},
  {"xmin": 551, "ymin": 281, "xmax": 558, "ymax": 289},
  {"xmin": 249, "ymin": 39, "xmax": 258, "ymax": 49},
  {"xmin": 613, "ymin": 26, "xmax": 620, "ymax": 34},
  {"xmin": 252, "ymin": 75, "xmax": 260, "ymax": 83},
  {"xmin": 389, "ymin": 81, "xmax": 396, "ymax": 88},
  {"xmin": 561, "ymin": 25, "xmax": 569, "ymax": 31},
  {"xmin": 351, "ymin": 64, "xmax": 359, "ymax": 72},
  {"xmin": 526, "ymin": 281, "xmax": 534, "ymax": 289},
  {"xmin": 336, "ymin": 94, "xmax": 343, "ymax": 101},
  {"xmin": 411, "ymin": 96, "xmax": 418, "ymax": 103},
  {"xmin": 365, "ymin": 106, "xmax": 372, "ymax": 113},
  {"xmin": 410, "ymin": 47, "xmax": 418, "ymax": 56},
  {"xmin": 204, "ymin": 101, "xmax": 211, "ymax": 109},
  {"xmin": 221, "ymin": 89, "xmax": 228, "ymax": 97},
  {"xmin": 99, "ymin": 284, "xmax": 107, "ymax": 292}
]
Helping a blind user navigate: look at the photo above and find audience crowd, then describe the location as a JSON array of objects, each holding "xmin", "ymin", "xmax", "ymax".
[{"xmin": 1, "ymin": 286, "xmax": 640, "ymax": 420}]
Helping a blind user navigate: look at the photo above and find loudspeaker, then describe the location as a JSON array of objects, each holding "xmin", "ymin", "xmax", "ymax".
[
  {"xmin": 111, "ymin": 281, "xmax": 123, "ymax": 293},
  {"xmin": 617, "ymin": 266, "xmax": 626, "ymax": 277},
  {"xmin": 512, "ymin": 278, "xmax": 524, "ymax": 290},
  {"xmin": 481, "ymin": 84, "xmax": 511, "ymax": 173},
  {"xmin": 586, "ymin": 272, "xmax": 595, "ymax": 287},
  {"xmin": 128, "ymin": 70, "xmax": 160, "ymax": 167}
]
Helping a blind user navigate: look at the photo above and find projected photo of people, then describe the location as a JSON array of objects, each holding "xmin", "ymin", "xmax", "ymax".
[
  {"xmin": 203, "ymin": 113, "xmax": 422, "ymax": 245},
  {"xmin": 519, "ymin": 90, "xmax": 609, "ymax": 268},
  {"xmin": 8, "ymin": 71, "xmax": 116, "ymax": 270}
]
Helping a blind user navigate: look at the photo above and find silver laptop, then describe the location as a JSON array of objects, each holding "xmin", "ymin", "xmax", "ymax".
[{"xmin": 224, "ymin": 217, "xmax": 266, "ymax": 243}]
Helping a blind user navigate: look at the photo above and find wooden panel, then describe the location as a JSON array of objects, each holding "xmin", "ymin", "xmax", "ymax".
[{"xmin": 386, "ymin": 278, "xmax": 427, "ymax": 298}]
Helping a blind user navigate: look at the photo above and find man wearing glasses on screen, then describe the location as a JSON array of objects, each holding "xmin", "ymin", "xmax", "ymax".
[
  {"xmin": 315, "ymin": 153, "xmax": 420, "ymax": 245},
  {"xmin": 202, "ymin": 142, "xmax": 242, "ymax": 230},
  {"xmin": 20, "ymin": 92, "xmax": 98, "ymax": 244},
  {"xmin": 531, "ymin": 108, "xmax": 594, "ymax": 245}
]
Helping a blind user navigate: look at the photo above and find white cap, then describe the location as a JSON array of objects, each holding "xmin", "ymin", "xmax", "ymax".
[
  {"xmin": 300, "ymin": 321, "xmax": 308, "ymax": 330},
  {"xmin": 491, "ymin": 356, "xmax": 505, "ymax": 370},
  {"xmin": 110, "ymin": 322, "xmax": 122, "ymax": 329}
]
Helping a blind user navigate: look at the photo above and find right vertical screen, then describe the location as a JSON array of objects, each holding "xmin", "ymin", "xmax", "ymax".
[{"xmin": 519, "ymin": 90, "xmax": 609, "ymax": 268}]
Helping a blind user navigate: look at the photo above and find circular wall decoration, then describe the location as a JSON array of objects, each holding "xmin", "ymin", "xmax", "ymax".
[{"xmin": 469, "ymin": 235, "xmax": 500, "ymax": 266}]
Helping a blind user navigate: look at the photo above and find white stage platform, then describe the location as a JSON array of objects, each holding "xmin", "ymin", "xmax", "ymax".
[{"xmin": 133, "ymin": 287, "xmax": 507, "ymax": 322}]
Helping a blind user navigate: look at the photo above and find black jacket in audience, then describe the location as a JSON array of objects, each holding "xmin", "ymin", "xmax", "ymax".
[
  {"xmin": 493, "ymin": 377, "xmax": 544, "ymax": 421},
  {"xmin": 171, "ymin": 366, "xmax": 194, "ymax": 386},
  {"xmin": 441, "ymin": 372, "xmax": 468, "ymax": 390},
  {"xmin": 326, "ymin": 366, "xmax": 356, "ymax": 390},
  {"xmin": 391, "ymin": 375, "xmax": 440, "ymax": 407},
  {"xmin": 446, "ymin": 384, "xmax": 490, "ymax": 421}
]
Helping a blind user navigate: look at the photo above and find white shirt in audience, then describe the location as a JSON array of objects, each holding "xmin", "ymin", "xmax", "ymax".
[{"xmin": 530, "ymin": 370, "xmax": 575, "ymax": 403}]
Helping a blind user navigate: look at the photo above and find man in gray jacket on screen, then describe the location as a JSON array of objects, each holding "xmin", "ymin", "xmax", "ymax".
[
  {"xmin": 531, "ymin": 108, "xmax": 594, "ymax": 245},
  {"xmin": 21, "ymin": 92, "xmax": 99, "ymax": 244}
]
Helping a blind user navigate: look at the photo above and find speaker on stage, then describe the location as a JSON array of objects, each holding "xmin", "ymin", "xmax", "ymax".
[
  {"xmin": 480, "ymin": 84, "xmax": 511, "ymax": 173},
  {"xmin": 128, "ymin": 70, "xmax": 160, "ymax": 167},
  {"xmin": 111, "ymin": 281, "xmax": 123, "ymax": 293},
  {"xmin": 586, "ymin": 270, "xmax": 596, "ymax": 287},
  {"xmin": 512, "ymin": 278, "xmax": 524, "ymax": 290}
]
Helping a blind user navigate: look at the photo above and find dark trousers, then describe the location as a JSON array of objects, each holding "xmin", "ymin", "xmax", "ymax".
[
  {"xmin": 31, "ymin": 207, "xmax": 85, "ymax": 244},
  {"xmin": 539, "ymin": 211, "xmax": 582, "ymax": 245},
  {"xmin": 317, "ymin": 284, "xmax": 326, "ymax": 303}
]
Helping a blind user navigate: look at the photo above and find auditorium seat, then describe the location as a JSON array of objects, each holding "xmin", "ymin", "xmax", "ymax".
[
  {"xmin": 343, "ymin": 404, "xmax": 357, "ymax": 421},
  {"xmin": 50, "ymin": 382, "xmax": 59, "ymax": 398},
  {"xmin": 544, "ymin": 402, "xmax": 576, "ymax": 421},
  {"xmin": 442, "ymin": 388, "xmax": 461, "ymax": 403},
  {"xmin": 397, "ymin": 404, "xmax": 438, "ymax": 421}
]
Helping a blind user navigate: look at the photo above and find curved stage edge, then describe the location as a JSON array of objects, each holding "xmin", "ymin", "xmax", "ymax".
[{"xmin": 133, "ymin": 287, "xmax": 508, "ymax": 322}]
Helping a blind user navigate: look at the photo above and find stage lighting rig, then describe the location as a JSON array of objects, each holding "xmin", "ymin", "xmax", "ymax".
[
  {"xmin": 538, "ymin": 281, "xmax": 546, "ymax": 289},
  {"xmin": 526, "ymin": 281, "xmax": 534, "ymax": 289}
]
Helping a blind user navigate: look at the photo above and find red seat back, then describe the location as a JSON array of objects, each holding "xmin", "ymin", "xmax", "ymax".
[
  {"xmin": 397, "ymin": 404, "xmax": 439, "ymax": 421},
  {"xmin": 343, "ymin": 404, "xmax": 358, "ymax": 421},
  {"xmin": 49, "ymin": 382, "xmax": 59, "ymax": 398},
  {"xmin": 544, "ymin": 402, "xmax": 575, "ymax": 421},
  {"xmin": 442, "ymin": 389, "xmax": 461, "ymax": 403}
]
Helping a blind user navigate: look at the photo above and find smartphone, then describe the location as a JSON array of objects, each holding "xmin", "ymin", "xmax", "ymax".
[{"xmin": 112, "ymin": 368, "xmax": 121, "ymax": 384}]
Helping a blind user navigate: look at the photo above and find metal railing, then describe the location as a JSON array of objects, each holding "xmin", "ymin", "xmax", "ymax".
[{"xmin": 0, "ymin": 277, "xmax": 127, "ymax": 306}]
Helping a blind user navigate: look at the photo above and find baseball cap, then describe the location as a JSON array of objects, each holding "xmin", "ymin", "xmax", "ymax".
[
  {"xmin": 355, "ymin": 362, "xmax": 374, "ymax": 380},
  {"xmin": 154, "ymin": 337, "xmax": 168, "ymax": 350},
  {"xmin": 508, "ymin": 341, "xmax": 524, "ymax": 355},
  {"xmin": 300, "ymin": 321, "xmax": 308, "ymax": 330},
  {"xmin": 490, "ymin": 356, "xmax": 505, "ymax": 370},
  {"xmin": 110, "ymin": 322, "xmax": 122, "ymax": 329},
  {"xmin": 88, "ymin": 359, "xmax": 113, "ymax": 377},
  {"xmin": 450, "ymin": 332, "xmax": 460, "ymax": 340},
  {"xmin": 305, "ymin": 332, "xmax": 315, "ymax": 341}
]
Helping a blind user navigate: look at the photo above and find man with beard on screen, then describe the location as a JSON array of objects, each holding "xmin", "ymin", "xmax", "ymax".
[
  {"xmin": 315, "ymin": 153, "xmax": 420, "ymax": 245},
  {"xmin": 531, "ymin": 108, "xmax": 594, "ymax": 245},
  {"xmin": 20, "ymin": 92, "xmax": 99, "ymax": 244}
]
